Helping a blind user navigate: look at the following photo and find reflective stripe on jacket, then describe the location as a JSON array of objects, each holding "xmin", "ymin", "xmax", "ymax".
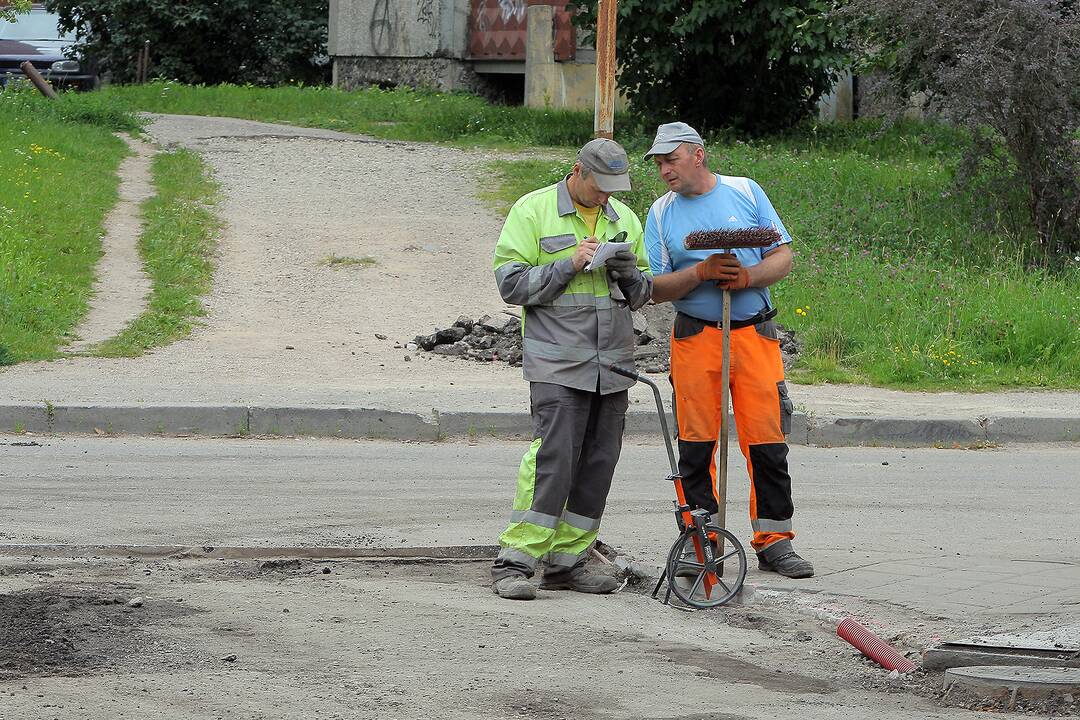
[{"xmin": 493, "ymin": 178, "xmax": 651, "ymax": 394}]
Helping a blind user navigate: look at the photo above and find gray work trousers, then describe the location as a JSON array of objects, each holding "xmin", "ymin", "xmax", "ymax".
[{"xmin": 492, "ymin": 382, "xmax": 629, "ymax": 580}]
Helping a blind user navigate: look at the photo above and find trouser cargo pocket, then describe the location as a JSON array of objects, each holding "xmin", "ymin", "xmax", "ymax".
[{"xmin": 777, "ymin": 380, "xmax": 793, "ymax": 436}]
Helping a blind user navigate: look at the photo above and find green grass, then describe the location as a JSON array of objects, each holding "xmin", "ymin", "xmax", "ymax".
[
  {"xmin": 0, "ymin": 89, "xmax": 134, "ymax": 364},
  {"xmin": 323, "ymin": 254, "xmax": 376, "ymax": 268},
  {"xmin": 484, "ymin": 121, "xmax": 1080, "ymax": 390},
  {"xmin": 95, "ymin": 150, "xmax": 219, "ymax": 357},
  {"xmin": 91, "ymin": 81, "xmax": 597, "ymax": 148}
]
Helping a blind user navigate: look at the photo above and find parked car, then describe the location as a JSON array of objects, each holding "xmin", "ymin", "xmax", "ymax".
[{"xmin": 0, "ymin": 4, "xmax": 97, "ymax": 90}]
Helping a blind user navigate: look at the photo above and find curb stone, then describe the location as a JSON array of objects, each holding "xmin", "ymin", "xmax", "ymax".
[{"xmin": 0, "ymin": 404, "xmax": 1077, "ymax": 446}]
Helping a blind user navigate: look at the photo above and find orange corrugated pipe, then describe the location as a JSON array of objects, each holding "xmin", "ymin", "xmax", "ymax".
[{"xmin": 837, "ymin": 617, "xmax": 918, "ymax": 673}]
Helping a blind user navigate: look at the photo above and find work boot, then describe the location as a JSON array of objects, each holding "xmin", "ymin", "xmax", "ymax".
[
  {"xmin": 539, "ymin": 566, "xmax": 620, "ymax": 594},
  {"xmin": 492, "ymin": 574, "xmax": 536, "ymax": 600},
  {"xmin": 757, "ymin": 544, "xmax": 814, "ymax": 579}
]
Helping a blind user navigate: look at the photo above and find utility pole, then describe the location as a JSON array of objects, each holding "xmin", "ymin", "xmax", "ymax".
[{"xmin": 593, "ymin": 0, "xmax": 616, "ymax": 139}]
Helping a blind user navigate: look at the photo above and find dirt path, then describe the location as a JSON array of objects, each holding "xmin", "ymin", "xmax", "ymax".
[
  {"xmin": 64, "ymin": 134, "xmax": 154, "ymax": 353},
  {"xmin": 3, "ymin": 114, "xmax": 527, "ymax": 410}
]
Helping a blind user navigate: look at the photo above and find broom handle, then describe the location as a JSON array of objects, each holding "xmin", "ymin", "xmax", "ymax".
[{"xmin": 717, "ymin": 287, "xmax": 730, "ymax": 550}]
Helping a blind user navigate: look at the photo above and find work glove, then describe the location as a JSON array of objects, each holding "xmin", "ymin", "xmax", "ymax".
[
  {"xmin": 695, "ymin": 253, "xmax": 750, "ymax": 290},
  {"xmin": 606, "ymin": 249, "xmax": 639, "ymax": 280}
]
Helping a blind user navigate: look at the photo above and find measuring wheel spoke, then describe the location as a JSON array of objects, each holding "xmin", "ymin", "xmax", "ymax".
[
  {"xmin": 689, "ymin": 570, "xmax": 706, "ymax": 599},
  {"xmin": 717, "ymin": 548, "xmax": 741, "ymax": 564}
]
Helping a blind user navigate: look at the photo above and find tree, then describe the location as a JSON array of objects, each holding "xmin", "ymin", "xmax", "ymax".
[
  {"xmin": 44, "ymin": 0, "xmax": 329, "ymax": 86},
  {"xmin": 1, "ymin": 1, "xmax": 32, "ymax": 23},
  {"xmin": 845, "ymin": 0, "xmax": 1080, "ymax": 262},
  {"xmin": 570, "ymin": 0, "xmax": 848, "ymax": 134}
]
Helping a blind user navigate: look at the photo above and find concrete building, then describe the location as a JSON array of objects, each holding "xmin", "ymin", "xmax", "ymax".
[
  {"xmin": 328, "ymin": 0, "xmax": 853, "ymax": 120},
  {"xmin": 328, "ymin": 0, "xmax": 596, "ymax": 108}
]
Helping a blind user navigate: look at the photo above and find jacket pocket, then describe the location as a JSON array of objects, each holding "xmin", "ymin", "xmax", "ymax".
[
  {"xmin": 777, "ymin": 381, "xmax": 794, "ymax": 436},
  {"xmin": 673, "ymin": 313, "xmax": 707, "ymax": 340},
  {"xmin": 540, "ymin": 233, "xmax": 577, "ymax": 253}
]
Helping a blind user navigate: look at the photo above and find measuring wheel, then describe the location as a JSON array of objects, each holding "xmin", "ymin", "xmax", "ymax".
[
  {"xmin": 665, "ymin": 524, "xmax": 747, "ymax": 609},
  {"xmin": 606, "ymin": 363, "xmax": 749, "ymax": 611}
]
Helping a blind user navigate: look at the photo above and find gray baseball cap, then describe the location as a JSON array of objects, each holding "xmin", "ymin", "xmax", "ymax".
[
  {"xmin": 577, "ymin": 138, "xmax": 632, "ymax": 192},
  {"xmin": 644, "ymin": 122, "xmax": 705, "ymax": 158}
]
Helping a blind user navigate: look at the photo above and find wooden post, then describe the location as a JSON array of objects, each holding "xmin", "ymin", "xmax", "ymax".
[
  {"xmin": 593, "ymin": 0, "xmax": 616, "ymax": 139},
  {"xmin": 19, "ymin": 61, "xmax": 58, "ymax": 99},
  {"xmin": 136, "ymin": 40, "xmax": 150, "ymax": 84},
  {"xmin": 716, "ymin": 288, "xmax": 731, "ymax": 570}
]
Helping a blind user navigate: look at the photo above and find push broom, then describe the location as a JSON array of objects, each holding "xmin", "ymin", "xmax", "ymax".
[{"xmin": 682, "ymin": 226, "xmax": 782, "ymax": 566}]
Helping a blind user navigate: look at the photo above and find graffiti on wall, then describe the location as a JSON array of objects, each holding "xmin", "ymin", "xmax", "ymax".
[
  {"xmin": 369, "ymin": 0, "xmax": 395, "ymax": 55},
  {"xmin": 498, "ymin": 0, "xmax": 526, "ymax": 23},
  {"xmin": 416, "ymin": 0, "xmax": 438, "ymax": 40},
  {"xmin": 475, "ymin": 0, "xmax": 526, "ymax": 32}
]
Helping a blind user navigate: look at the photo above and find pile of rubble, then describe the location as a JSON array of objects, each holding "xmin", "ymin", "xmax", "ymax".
[
  {"xmin": 413, "ymin": 314, "xmax": 525, "ymax": 367},
  {"xmin": 413, "ymin": 304, "xmax": 800, "ymax": 375}
]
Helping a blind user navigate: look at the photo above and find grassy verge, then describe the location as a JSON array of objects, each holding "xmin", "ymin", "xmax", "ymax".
[
  {"xmin": 95, "ymin": 150, "xmax": 219, "ymax": 357},
  {"xmin": 94, "ymin": 81, "xmax": 596, "ymax": 148},
  {"xmin": 0, "ymin": 88, "xmax": 138, "ymax": 365},
  {"xmin": 485, "ymin": 121, "xmax": 1080, "ymax": 390}
]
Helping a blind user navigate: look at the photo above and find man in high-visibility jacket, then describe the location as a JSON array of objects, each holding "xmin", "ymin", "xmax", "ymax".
[{"xmin": 490, "ymin": 138, "xmax": 652, "ymax": 600}]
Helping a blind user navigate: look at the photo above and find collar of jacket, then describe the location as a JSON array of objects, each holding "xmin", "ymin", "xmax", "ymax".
[{"xmin": 557, "ymin": 176, "xmax": 621, "ymax": 223}]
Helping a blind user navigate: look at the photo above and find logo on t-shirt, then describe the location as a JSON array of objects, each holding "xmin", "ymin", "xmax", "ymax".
[{"xmin": 728, "ymin": 215, "xmax": 738, "ymax": 222}]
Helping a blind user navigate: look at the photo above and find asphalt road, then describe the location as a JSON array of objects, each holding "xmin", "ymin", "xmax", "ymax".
[
  {"xmin": 2, "ymin": 435, "xmax": 1078, "ymax": 719},
  {"xmin": 2, "ymin": 435, "xmax": 1077, "ymax": 617}
]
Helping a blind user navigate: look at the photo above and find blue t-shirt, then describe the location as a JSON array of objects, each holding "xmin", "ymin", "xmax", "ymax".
[{"xmin": 645, "ymin": 174, "xmax": 792, "ymax": 323}]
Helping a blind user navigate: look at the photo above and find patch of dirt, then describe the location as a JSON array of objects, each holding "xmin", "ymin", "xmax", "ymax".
[
  {"xmin": 648, "ymin": 640, "xmax": 836, "ymax": 695},
  {"xmin": 0, "ymin": 582, "xmax": 199, "ymax": 679},
  {"xmin": 501, "ymin": 689, "xmax": 604, "ymax": 720}
]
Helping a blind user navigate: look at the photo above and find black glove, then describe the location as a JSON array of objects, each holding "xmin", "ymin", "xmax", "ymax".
[{"xmin": 606, "ymin": 249, "xmax": 638, "ymax": 280}]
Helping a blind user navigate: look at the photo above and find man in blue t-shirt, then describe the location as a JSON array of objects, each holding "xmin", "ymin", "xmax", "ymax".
[{"xmin": 644, "ymin": 121, "xmax": 813, "ymax": 579}]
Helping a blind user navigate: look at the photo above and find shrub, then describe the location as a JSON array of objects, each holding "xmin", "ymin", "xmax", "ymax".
[
  {"xmin": 844, "ymin": 0, "xmax": 1080, "ymax": 263},
  {"xmin": 44, "ymin": 0, "xmax": 329, "ymax": 86},
  {"xmin": 570, "ymin": 0, "xmax": 848, "ymax": 134}
]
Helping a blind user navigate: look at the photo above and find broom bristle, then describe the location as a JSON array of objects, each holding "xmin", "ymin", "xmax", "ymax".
[{"xmin": 684, "ymin": 227, "xmax": 782, "ymax": 250}]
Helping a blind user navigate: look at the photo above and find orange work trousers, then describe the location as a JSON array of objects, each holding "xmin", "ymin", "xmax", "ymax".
[{"xmin": 669, "ymin": 313, "xmax": 796, "ymax": 554}]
